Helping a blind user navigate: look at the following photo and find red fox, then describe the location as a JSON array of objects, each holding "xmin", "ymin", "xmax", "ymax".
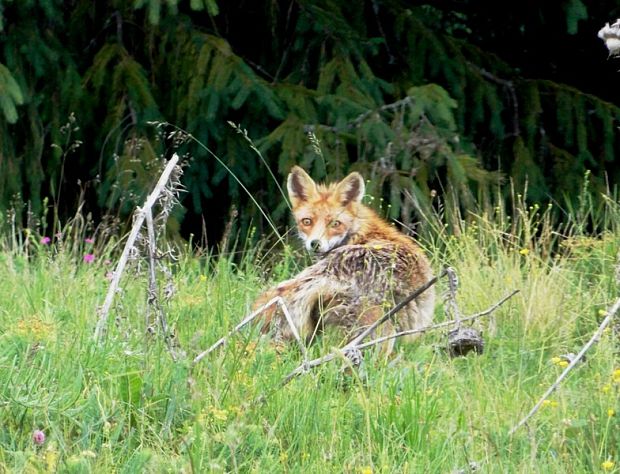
[{"xmin": 255, "ymin": 166, "xmax": 435, "ymax": 351}]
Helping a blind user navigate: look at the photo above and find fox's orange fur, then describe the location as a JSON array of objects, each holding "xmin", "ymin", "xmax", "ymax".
[{"xmin": 255, "ymin": 166, "xmax": 435, "ymax": 351}]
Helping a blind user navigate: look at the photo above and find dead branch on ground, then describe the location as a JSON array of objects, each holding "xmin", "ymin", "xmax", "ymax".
[
  {"xmin": 281, "ymin": 289, "xmax": 519, "ymax": 386},
  {"xmin": 508, "ymin": 296, "xmax": 620, "ymax": 436}
]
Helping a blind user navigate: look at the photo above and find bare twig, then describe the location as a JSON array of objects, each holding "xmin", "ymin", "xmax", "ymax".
[
  {"xmin": 358, "ymin": 290, "xmax": 519, "ymax": 350},
  {"xmin": 444, "ymin": 266, "xmax": 463, "ymax": 324},
  {"xmin": 144, "ymin": 209, "xmax": 158, "ymax": 334},
  {"xmin": 281, "ymin": 283, "xmax": 518, "ymax": 386},
  {"xmin": 281, "ymin": 352, "xmax": 338, "ymax": 386},
  {"xmin": 508, "ymin": 296, "xmax": 620, "ymax": 436},
  {"xmin": 278, "ymin": 298, "xmax": 309, "ymax": 363},
  {"xmin": 94, "ymin": 153, "xmax": 180, "ymax": 342}
]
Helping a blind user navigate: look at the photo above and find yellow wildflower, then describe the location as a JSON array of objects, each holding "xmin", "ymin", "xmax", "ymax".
[
  {"xmin": 518, "ymin": 248, "xmax": 530, "ymax": 256},
  {"xmin": 602, "ymin": 384, "xmax": 612, "ymax": 394},
  {"xmin": 551, "ymin": 356, "xmax": 570, "ymax": 368},
  {"xmin": 359, "ymin": 468, "xmax": 373, "ymax": 474},
  {"xmin": 613, "ymin": 368, "xmax": 620, "ymax": 383},
  {"xmin": 208, "ymin": 407, "xmax": 228, "ymax": 421},
  {"xmin": 199, "ymin": 274, "xmax": 207, "ymax": 282},
  {"xmin": 598, "ymin": 309, "xmax": 608, "ymax": 317},
  {"xmin": 542, "ymin": 399, "xmax": 558, "ymax": 408},
  {"xmin": 16, "ymin": 317, "xmax": 55, "ymax": 341},
  {"xmin": 601, "ymin": 460, "xmax": 615, "ymax": 471},
  {"xmin": 45, "ymin": 448, "xmax": 59, "ymax": 472},
  {"xmin": 244, "ymin": 341, "xmax": 257, "ymax": 355},
  {"xmin": 608, "ymin": 408, "xmax": 616, "ymax": 417}
]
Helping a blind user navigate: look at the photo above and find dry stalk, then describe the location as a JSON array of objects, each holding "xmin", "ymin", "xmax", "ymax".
[
  {"xmin": 444, "ymin": 267, "xmax": 462, "ymax": 323},
  {"xmin": 508, "ymin": 296, "xmax": 620, "ymax": 436},
  {"xmin": 145, "ymin": 208, "xmax": 177, "ymax": 358},
  {"xmin": 94, "ymin": 153, "xmax": 181, "ymax": 342}
]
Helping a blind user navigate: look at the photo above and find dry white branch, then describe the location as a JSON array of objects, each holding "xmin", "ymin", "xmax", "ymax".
[
  {"xmin": 192, "ymin": 297, "xmax": 279, "ymax": 364},
  {"xmin": 94, "ymin": 153, "xmax": 180, "ymax": 342},
  {"xmin": 508, "ymin": 296, "xmax": 620, "ymax": 436},
  {"xmin": 278, "ymin": 298, "xmax": 309, "ymax": 363}
]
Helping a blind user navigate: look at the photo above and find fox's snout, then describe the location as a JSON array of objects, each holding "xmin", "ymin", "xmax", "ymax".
[
  {"xmin": 303, "ymin": 234, "xmax": 345, "ymax": 254},
  {"xmin": 309, "ymin": 239, "xmax": 321, "ymax": 252}
]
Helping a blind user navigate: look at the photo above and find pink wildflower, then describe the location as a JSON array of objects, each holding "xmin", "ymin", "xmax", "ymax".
[
  {"xmin": 83, "ymin": 253, "xmax": 95, "ymax": 263},
  {"xmin": 40, "ymin": 236, "xmax": 51, "ymax": 245},
  {"xmin": 32, "ymin": 430, "xmax": 45, "ymax": 445},
  {"xmin": 84, "ymin": 237, "xmax": 94, "ymax": 244}
]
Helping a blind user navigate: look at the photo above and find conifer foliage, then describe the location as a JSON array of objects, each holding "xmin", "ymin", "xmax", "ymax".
[{"xmin": 1, "ymin": 1, "xmax": 618, "ymax": 237}]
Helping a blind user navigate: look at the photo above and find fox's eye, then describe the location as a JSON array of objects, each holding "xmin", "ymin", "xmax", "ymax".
[
  {"xmin": 301, "ymin": 218, "xmax": 312, "ymax": 226},
  {"xmin": 330, "ymin": 220, "xmax": 341, "ymax": 228}
]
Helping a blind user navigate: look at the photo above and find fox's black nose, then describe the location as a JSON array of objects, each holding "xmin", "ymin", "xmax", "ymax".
[{"xmin": 310, "ymin": 240, "xmax": 321, "ymax": 252}]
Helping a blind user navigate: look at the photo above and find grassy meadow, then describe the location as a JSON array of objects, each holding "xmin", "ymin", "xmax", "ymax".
[{"xmin": 0, "ymin": 193, "xmax": 619, "ymax": 473}]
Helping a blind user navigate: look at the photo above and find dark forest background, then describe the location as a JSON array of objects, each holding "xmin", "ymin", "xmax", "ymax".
[{"xmin": 2, "ymin": 0, "xmax": 620, "ymax": 244}]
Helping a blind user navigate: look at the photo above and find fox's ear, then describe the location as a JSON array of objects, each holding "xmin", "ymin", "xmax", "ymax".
[
  {"xmin": 336, "ymin": 171, "xmax": 365, "ymax": 206},
  {"xmin": 287, "ymin": 166, "xmax": 317, "ymax": 207}
]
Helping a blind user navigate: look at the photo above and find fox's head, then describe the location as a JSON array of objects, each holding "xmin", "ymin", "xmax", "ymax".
[{"xmin": 287, "ymin": 166, "xmax": 365, "ymax": 255}]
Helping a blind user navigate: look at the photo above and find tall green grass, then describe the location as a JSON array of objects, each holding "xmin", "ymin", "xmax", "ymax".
[{"xmin": 0, "ymin": 188, "xmax": 619, "ymax": 473}]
